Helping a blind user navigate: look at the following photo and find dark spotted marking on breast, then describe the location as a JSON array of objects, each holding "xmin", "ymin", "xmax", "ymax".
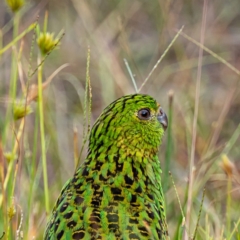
[
  {"xmin": 147, "ymin": 193, "xmax": 154, "ymax": 201},
  {"xmin": 90, "ymin": 222, "xmax": 100, "ymax": 229},
  {"xmin": 67, "ymin": 220, "xmax": 77, "ymax": 228},
  {"xmin": 124, "ymin": 175, "xmax": 134, "ymax": 185},
  {"xmin": 75, "ymin": 189, "xmax": 85, "ymax": 195},
  {"xmin": 107, "ymin": 213, "xmax": 119, "ymax": 223},
  {"xmin": 82, "ymin": 167, "xmax": 89, "ymax": 176},
  {"xmin": 138, "ymin": 226, "xmax": 149, "ymax": 237},
  {"xmin": 135, "ymin": 185, "xmax": 142, "ymax": 193},
  {"xmin": 74, "ymin": 181, "xmax": 82, "ymax": 189},
  {"xmin": 111, "ymin": 187, "xmax": 122, "ymax": 195},
  {"xmin": 129, "ymin": 217, "xmax": 138, "ymax": 224},
  {"xmin": 59, "ymin": 203, "xmax": 69, "ymax": 213},
  {"xmin": 57, "ymin": 230, "xmax": 64, "ymax": 240},
  {"xmin": 109, "ymin": 223, "xmax": 119, "ymax": 230},
  {"xmin": 74, "ymin": 196, "xmax": 84, "ymax": 205},
  {"xmin": 109, "ymin": 201, "xmax": 118, "ymax": 206},
  {"xmin": 107, "ymin": 170, "xmax": 114, "ymax": 177},
  {"xmin": 94, "ymin": 162, "xmax": 103, "ymax": 171},
  {"xmin": 99, "ymin": 174, "xmax": 108, "ymax": 181},
  {"xmin": 116, "ymin": 163, "xmax": 123, "ymax": 171},
  {"xmin": 91, "ymin": 199, "xmax": 101, "ymax": 207},
  {"xmin": 92, "ymin": 184, "xmax": 100, "ymax": 190},
  {"xmin": 89, "ymin": 211, "xmax": 101, "ymax": 223},
  {"xmin": 64, "ymin": 211, "xmax": 73, "ymax": 219},
  {"xmin": 72, "ymin": 231, "xmax": 85, "ymax": 239},
  {"xmin": 130, "ymin": 195, "xmax": 137, "ymax": 204},
  {"xmin": 132, "ymin": 165, "xmax": 138, "ymax": 178},
  {"xmin": 85, "ymin": 178, "xmax": 94, "ymax": 183},
  {"xmin": 54, "ymin": 220, "xmax": 59, "ymax": 232},
  {"xmin": 113, "ymin": 195, "xmax": 124, "ymax": 201},
  {"xmin": 129, "ymin": 233, "xmax": 140, "ymax": 239},
  {"xmin": 147, "ymin": 210, "xmax": 154, "ymax": 219}
]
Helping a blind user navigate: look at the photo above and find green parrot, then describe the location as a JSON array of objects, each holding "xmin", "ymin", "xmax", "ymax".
[{"xmin": 44, "ymin": 94, "xmax": 168, "ymax": 240}]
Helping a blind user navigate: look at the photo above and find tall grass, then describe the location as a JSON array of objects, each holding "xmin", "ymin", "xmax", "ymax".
[{"xmin": 0, "ymin": 0, "xmax": 240, "ymax": 239}]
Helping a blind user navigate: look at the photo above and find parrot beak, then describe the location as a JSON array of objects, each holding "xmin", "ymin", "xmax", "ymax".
[{"xmin": 157, "ymin": 107, "xmax": 168, "ymax": 131}]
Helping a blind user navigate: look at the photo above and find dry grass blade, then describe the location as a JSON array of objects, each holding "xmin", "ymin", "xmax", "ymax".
[
  {"xmin": 178, "ymin": 32, "xmax": 240, "ymax": 76},
  {"xmin": 27, "ymin": 15, "xmax": 39, "ymax": 80},
  {"xmin": 16, "ymin": 204, "xmax": 23, "ymax": 240},
  {"xmin": 27, "ymin": 63, "xmax": 70, "ymax": 103},
  {"xmin": 228, "ymin": 218, "xmax": 240, "ymax": 240},
  {"xmin": 123, "ymin": 58, "xmax": 138, "ymax": 93},
  {"xmin": 77, "ymin": 46, "xmax": 92, "ymax": 169},
  {"xmin": 222, "ymin": 123, "xmax": 240, "ymax": 155},
  {"xmin": 0, "ymin": 119, "xmax": 25, "ymax": 206},
  {"xmin": 192, "ymin": 188, "xmax": 206, "ymax": 240},
  {"xmin": 208, "ymin": 88, "xmax": 236, "ymax": 151},
  {"xmin": 0, "ymin": 23, "xmax": 36, "ymax": 56},
  {"xmin": 73, "ymin": 127, "xmax": 79, "ymax": 168},
  {"xmin": 138, "ymin": 25, "xmax": 184, "ymax": 93},
  {"xmin": 169, "ymin": 171, "xmax": 185, "ymax": 224},
  {"xmin": 185, "ymin": 1, "xmax": 208, "ymax": 239},
  {"xmin": 124, "ymin": 58, "xmax": 138, "ymax": 92}
]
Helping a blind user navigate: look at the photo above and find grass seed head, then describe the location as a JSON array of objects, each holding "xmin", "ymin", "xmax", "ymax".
[
  {"xmin": 221, "ymin": 154, "xmax": 234, "ymax": 177},
  {"xmin": 5, "ymin": 0, "xmax": 25, "ymax": 13},
  {"xmin": 13, "ymin": 101, "xmax": 32, "ymax": 120},
  {"xmin": 37, "ymin": 32, "xmax": 58, "ymax": 55}
]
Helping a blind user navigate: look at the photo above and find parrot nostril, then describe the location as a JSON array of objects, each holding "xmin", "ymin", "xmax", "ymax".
[
  {"xmin": 159, "ymin": 107, "xmax": 164, "ymax": 116},
  {"xmin": 157, "ymin": 107, "xmax": 168, "ymax": 130}
]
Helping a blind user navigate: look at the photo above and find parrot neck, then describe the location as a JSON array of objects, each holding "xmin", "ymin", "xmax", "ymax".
[
  {"xmin": 80, "ymin": 130, "xmax": 164, "ymax": 201},
  {"xmin": 84, "ymin": 137, "xmax": 162, "ymax": 197},
  {"xmin": 87, "ymin": 122, "xmax": 163, "ymax": 180},
  {"xmin": 88, "ymin": 133, "xmax": 160, "ymax": 162}
]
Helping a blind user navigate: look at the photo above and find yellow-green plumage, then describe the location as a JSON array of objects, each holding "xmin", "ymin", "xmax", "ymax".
[{"xmin": 44, "ymin": 94, "xmax": 168, "ymax": 239}]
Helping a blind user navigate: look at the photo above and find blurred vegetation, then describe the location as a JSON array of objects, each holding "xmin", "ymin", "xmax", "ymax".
[{"xmin": 0, "ymin": 0, "xmax": 240, "ymax": 239}]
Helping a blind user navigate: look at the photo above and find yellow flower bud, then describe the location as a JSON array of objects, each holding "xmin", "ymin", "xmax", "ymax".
[
  {"xmin": 8, "ymin": 200, "xmax": 16, "ymax": 220},
  {"xmin": 37, "ymin": 32, "xmax": 58, "ymax": 55},
  {"xmin": 5, "ymin": 0, "xmax": 25, "ymax": 13},
  {"xmin": 4, "ymin": 152, "xmax": 17, "ymax": 163},
  {"xmin": 13, "ymin": 101, "xmax": 32, "ymax": 120},
  {"xmin": 221, "ymin": 154, "xmax": 234, "ymax": 177}
]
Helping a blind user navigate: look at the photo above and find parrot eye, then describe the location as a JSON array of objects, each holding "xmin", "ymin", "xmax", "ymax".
[{"xmin": 138, "ymin": 108, "xmax": 151, "ymax": 120}]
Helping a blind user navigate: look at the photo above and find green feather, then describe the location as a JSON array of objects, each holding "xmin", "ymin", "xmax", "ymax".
[{"xmin": 44, "ymin": 94, "xmax": 168, "ymax": 240}]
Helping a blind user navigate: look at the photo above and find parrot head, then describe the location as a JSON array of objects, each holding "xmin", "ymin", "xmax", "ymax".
[{"xmin": 89, "ymin": 94, "xmax": 167, "ymax": 157}]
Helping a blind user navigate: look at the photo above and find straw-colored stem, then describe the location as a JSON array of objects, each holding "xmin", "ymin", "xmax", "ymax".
[
  {"xmin": 3, "ymin": 13, "xmax": 20, "ymax": 145},
  {"xmin": 164, "ymin": 91, "xmax": 174, "ymax": 192},
  {"xmin": 226, "ymin": 176, "xmax": 232, "ymax": 237},
  {"xmin": 25, "ymin": 109, "xmax": 39, "ymax": 235},
  {"xmin": 184, "ymin": 1, "xmax": 208, "ymax": 239},
  {"xmin": 0, "ymin": 23, "xmax": 36, "ymax": 56},
  {"xmin": 37, "ymin": 57, "xmax": 49, "ymax": 214}
]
